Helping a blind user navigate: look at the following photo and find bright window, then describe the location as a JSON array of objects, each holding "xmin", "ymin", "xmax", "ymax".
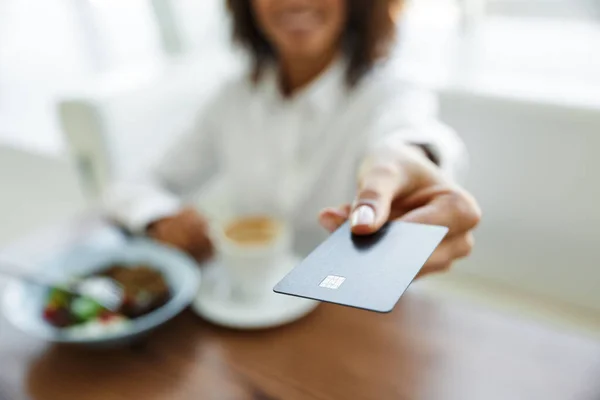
[{"xmin": 486, "ymin": 0, "xmax": 600, "ymax": 20}]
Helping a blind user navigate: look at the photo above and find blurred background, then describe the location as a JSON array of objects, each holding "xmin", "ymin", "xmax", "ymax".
[{"xmin": 1, "ymin": 0, "xmax": 599, "ymax": 334}]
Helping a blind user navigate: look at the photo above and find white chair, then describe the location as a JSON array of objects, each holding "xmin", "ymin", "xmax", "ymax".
[{"xmin": 58, "ymin": 54, "xmax": 238, "ymax": 203}]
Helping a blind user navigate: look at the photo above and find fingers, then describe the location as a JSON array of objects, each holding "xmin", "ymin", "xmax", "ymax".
[
  {"xmin": 189, "ymin": 237, "xmax": 214, "ymax": 263},
  {"xmin": 351, "ymin": 144, "xmax": 441, "ymax": 235},
  {"xmin": 147, "ymin": 209, "xmax": 214, "ymax": 263},
  {"xmin": 351, "ymin": 163, "xmax": 409, "ymax": 234},
  {"xmin": 415, "ymin": 233, "xmax": 474, "ymax": 278},
  {"xmin": 403, "ymin": 189, "xmax": 479, "ymax": 279},
  {"xmin": 400, "ymin": 190, "xmax": 481, "ymax": 236},
  {"xmin": 319, "ymin": 205, "xmax": 351, "ymax": 232}
]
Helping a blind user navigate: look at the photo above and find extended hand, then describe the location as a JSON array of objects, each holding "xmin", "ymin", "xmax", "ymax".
[{"xmin": 319, "ymin": 142, "xmax": 480, "ymax": 277}]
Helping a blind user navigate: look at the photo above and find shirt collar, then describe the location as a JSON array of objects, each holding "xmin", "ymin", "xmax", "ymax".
[{"xmin": 259, "ymin": 58, "xmax": 348, "ymax": 114}]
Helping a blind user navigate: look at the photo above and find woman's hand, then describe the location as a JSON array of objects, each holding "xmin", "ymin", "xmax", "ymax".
[
  {"xmin": 146, "ymin": 207, "xmax": 213, "ymax": 263},
  {"xmin": 319, "ymin": 141, "xmax": 481, "ymax": 277}
]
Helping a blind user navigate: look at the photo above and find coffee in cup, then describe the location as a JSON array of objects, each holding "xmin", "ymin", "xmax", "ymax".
[
  {"xmin": 223, "ymin": 216, "xmax": 282, "ymax": 246},
  {"xmin": 215, "ymin": 215, "xmax": 292, "ymax": 302}
]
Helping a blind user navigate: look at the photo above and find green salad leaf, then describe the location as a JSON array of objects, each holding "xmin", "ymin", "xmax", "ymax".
[{"xmin": 71, "ymin": 297, "xmax": 103, "ymax": 322}]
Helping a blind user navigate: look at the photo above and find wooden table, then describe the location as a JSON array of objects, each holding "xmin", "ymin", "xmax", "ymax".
[{"xmin": 1, "ymin": 217, "xmax": 599, "ymax": 400}]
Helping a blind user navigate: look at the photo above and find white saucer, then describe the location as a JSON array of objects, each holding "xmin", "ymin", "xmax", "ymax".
[{"xmin": 192, "ymin": 256, "xmax": 319, "ymax": 330}]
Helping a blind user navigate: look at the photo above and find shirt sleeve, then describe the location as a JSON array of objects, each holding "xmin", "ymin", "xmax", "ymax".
[
  {"xmin": 103, "ymin": 96, "xmax": 221, "ymax": 233},
  {"xmin": 367, "ymin": 74, "xmax": 468, "ymax": 182}
]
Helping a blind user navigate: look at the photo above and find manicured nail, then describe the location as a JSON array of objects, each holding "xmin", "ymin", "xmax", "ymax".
[{"xmin": 351, "ymin": 205, "xmax": 375, "ymax": 227}]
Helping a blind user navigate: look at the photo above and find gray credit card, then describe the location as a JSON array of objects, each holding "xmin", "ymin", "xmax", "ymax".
[{"xmin": 273, "ymin": 221, "xmax": 448, "ymax": 313}]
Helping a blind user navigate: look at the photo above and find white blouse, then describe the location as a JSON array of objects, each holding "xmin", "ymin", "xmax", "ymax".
[{"xmin": 106, "ymin": 60, "xmax": 466, "ymax": 253}]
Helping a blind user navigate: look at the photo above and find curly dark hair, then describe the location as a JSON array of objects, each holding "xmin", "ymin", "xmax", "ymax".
[{"xmin": 226, "ymin": 0, "xmax": 400, "ymax": 86}]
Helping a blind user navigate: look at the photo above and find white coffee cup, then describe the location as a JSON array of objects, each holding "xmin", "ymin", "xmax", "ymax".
[{"xmin": 213, "ymin": 215, "xmax": 292, "ymax": 303}]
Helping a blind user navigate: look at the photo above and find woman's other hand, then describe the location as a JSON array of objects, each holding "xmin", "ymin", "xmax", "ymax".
[
  {"xmin": 319, "ymin": 142, "xmax": 481, "ymax": 278},
  {"xmin": 147, "ymin": 207, "xmax": 213, "ymax": 264}
]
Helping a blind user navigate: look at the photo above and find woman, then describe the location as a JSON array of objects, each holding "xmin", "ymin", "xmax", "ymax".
[{"xmin": 107, "ymin": 0, "xmax": 480, "ymax": 276}]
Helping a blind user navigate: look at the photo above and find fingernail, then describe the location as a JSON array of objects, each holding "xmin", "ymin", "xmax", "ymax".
[{"xmin": 351, "ymin": 205, "xmax": 376, "ymax": 227}]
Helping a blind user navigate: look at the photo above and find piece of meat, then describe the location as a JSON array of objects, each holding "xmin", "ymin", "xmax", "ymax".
[{"xmin": 97, "ymin": 265, "xmax": 171, "ymax": 318}]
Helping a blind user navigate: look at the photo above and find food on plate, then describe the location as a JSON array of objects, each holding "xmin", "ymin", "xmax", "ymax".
[
  {"xmin": 100, "ymin": 265, "xmax": 171, "ymax": 318},
  {"xmin": 43, "ymin": 265, "xmax": 171, "ymax": 333}
]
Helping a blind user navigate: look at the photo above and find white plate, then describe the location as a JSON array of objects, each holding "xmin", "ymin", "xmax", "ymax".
[
  {"xmin": 192, "ymin": 256, "xmax": 319, "ymax": 330},
  {"xmin": 2, "ymin": 239, "xmax": 201, "ymax": 346}
]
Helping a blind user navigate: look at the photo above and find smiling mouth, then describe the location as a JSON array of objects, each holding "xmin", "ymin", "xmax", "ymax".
[{"xmin": 278, "ymin": 9, "xmax": 322, "ymax": 33}]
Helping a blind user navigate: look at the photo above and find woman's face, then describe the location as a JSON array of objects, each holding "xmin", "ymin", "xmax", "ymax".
[{"xmin": 252, "ymin": 0, "xmax": 346, "ymax": 62}]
